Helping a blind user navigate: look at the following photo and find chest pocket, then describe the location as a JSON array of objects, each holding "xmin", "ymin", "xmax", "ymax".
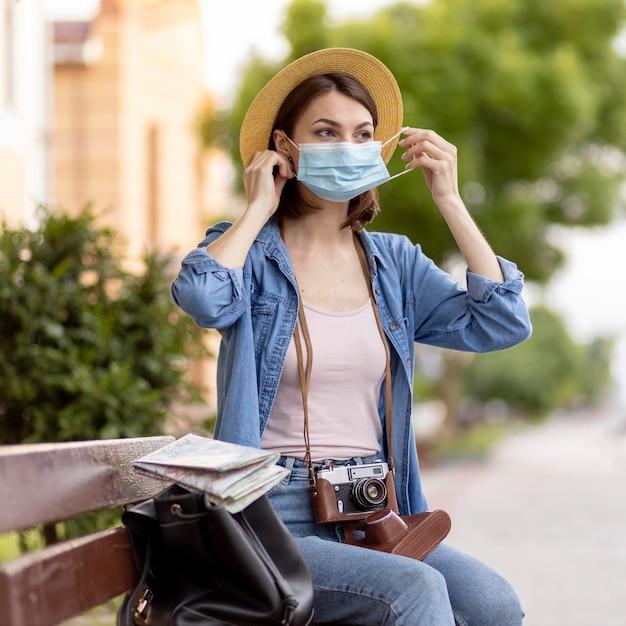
[{"xmin": 250, "ymin": 288, "xmax": 281, "ymax": 359}]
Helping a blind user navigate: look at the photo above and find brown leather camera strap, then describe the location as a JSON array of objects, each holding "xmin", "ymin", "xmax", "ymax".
[{"xmin": 292, "ymin": 232, "xmax": 394, "ymax": 486}]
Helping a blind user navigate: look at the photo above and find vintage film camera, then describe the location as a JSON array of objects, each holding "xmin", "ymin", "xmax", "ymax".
[
  {"xmin": 311, "ymin": 460, "xmax": 451, "ymax": 560},
  {"xmin": 311, "ymin": 461, "xmax": 399, "ymax": 524}
]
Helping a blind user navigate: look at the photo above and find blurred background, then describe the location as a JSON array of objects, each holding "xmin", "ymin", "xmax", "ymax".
[{"xmin": 1, "ymin": 0, "xmax": 625, "ymax": 624}]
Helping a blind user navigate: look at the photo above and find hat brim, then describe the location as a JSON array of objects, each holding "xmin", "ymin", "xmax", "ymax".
[{"xmin": 239, "ymin": 48, "xmax": 403, "ymax": 167}]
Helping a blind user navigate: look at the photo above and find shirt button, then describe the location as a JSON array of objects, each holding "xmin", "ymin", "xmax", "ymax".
[
  {"xmin": 406, "ymin": 358, "xmax": 412, "ymax": 366},
  {"xmin": 390, "ymin": 323, "xmax": 397, "ymax": 331},
  {"xmin": 375, "ymin": 288, "xmax": 381, "ymax": 295}
]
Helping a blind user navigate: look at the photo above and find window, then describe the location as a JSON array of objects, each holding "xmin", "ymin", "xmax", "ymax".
[{"xmin": 0, "ymin": 0, "xmax": 15, "ymax": 107}]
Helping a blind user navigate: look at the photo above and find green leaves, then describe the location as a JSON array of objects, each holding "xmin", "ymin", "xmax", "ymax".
[
  {"xmin": 0, "ymin": 207, "xmax": 208, "ymax": 444},
  {"xmin": 227, "ymin": 0, "xmax": 626, "ymax": 282}
]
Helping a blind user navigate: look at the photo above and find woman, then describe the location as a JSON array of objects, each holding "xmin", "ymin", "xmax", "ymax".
[{"xmin": 172, "ymin": 48, "xmax": 531, "ymax": 626}]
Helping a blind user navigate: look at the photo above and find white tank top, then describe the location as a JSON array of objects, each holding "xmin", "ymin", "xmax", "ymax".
[{"xmin": 261, "ymin": 299, "xmax": 386, "ymax": 461}]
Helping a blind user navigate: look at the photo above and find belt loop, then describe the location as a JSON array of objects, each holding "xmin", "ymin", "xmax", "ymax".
[
  {"xmin": 281, "ymin": 456, "xmax": 296, "ymax": 485},
  {"xmin": 354, "ymin": 457, "xmax": 364, "ymax": 465}
]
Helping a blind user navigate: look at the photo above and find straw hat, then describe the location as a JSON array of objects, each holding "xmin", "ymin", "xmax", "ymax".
[{"xmin": 239, "ymin": 48, "xmax": 403, "ymax": 167}]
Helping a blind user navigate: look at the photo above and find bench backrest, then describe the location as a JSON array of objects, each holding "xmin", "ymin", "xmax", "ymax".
[{"xmin": 0, "ymin": 436, "xmax": 175, "ymax": 626}]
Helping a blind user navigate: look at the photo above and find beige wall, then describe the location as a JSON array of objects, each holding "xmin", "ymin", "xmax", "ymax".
[{"xmin": 53, "ymin": 0, "xmax": 212, "ymax": 260}]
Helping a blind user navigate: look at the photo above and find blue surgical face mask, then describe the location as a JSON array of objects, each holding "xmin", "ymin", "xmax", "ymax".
[{"xmin": 283, "ymin": 128, "xmax": 411, "ymax": 202}]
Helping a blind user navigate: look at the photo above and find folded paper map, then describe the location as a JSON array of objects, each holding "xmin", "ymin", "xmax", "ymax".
[{"xmin": 133, "ymin": 433, "xmax": 289, "ymax": 512}]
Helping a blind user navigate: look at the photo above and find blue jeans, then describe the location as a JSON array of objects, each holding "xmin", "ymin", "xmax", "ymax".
[{"xmin": 269, "ymin": 457, "xmax": 524, "ymax": 626}]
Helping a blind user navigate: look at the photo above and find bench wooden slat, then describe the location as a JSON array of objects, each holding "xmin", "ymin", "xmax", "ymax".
[
  {"xmin": 0, "ymin": 436, "xmax": 175, "ymax": 533},
  {"xmin": 0, "ymin": 527, "xmax": 135, "ymax": 626}
]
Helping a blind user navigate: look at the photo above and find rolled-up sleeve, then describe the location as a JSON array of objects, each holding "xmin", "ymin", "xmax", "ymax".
[
  {"xmin": 466, "ymin": 256, "xmax": 524, "ymax": 302},
  {"xmin": 413, "ymin": 253, "xmax": 532, "ymax": 353},
  {"xmin": 171, "ymin": 245, "xmax": 248, "ymax": 329}
]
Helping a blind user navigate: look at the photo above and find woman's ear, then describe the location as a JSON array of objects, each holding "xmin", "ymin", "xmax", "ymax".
[{"xmin": 273, "ymin": 129, "xmax": 292, "ymax": 158}]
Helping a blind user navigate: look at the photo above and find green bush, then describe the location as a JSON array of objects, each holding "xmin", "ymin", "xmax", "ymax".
[
  {"xmin": 0, "ymin": 206, "xmax": 208, "ymax": 444},
  {"xmin": 463, "ymin": 305, "xmax": 613, "ymax": 418}
]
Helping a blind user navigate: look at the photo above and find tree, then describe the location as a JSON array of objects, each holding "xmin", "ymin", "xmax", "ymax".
[
  {"xmin": 463, "ymin": 306, "xmax": 614, "ymax": 418},
  {"xmin": 215, "ymin": 0, "xmax": 625, "ymax": 432},
  {"xmin": 0, "ymin": 207, "xmax": 208, "ymax": 445},
  {"xmin": 227, "ymin": 0, "xmax": 626, "ymax": 281},
  {"xmin": 364, "ymin": 0, "xmax": 626, "ymax": 281}
]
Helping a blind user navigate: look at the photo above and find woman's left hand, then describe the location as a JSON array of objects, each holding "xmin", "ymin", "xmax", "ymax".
[
  {"xmin": 398, "ymin": 128, "xmax": 505, "ymax": 282},
  {"xmin": 398, "ymin": 128, "xmax": 460, "ymax": 207}
]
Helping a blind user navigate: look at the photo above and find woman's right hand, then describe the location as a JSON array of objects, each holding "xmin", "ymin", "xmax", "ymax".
[
  {"xmin": 205, "ymin": 151, "xmax": 294, "ymax": 269},
  {"xmin": 243, "ymin": 150, "xmax": 295, "ymax": 220}
]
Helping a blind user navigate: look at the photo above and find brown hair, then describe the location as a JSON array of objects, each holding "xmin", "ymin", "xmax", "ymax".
[{"xmin": 269, "ymin": 73, "xmax": 380, "ymax": 230}]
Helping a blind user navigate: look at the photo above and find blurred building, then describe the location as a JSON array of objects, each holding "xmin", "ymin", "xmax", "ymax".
[
  {"xmin": 2, "ymin": 0, "xmax": 230, "ymax": 414},
  {"xmin": 51, "ymin": 0, "xmax": 218, "ymax": 260},
  {"xmin": 0, "ymin": 0, "xmax": 51, "ymax": 226}
]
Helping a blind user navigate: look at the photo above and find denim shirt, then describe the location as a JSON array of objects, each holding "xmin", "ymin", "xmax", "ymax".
[{"xmin": 171, "ymin": 219, "xmax": 531, "ymax": 515}]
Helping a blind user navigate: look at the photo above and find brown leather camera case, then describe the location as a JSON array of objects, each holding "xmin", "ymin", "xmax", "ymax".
[{"xmin": 343, "ymin": 508, "xmax": 451, "ymax": 561}]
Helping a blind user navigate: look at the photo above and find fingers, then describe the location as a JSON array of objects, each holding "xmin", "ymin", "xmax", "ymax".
[
  {"xmin": 398, "ymin": 128, "xmax": 456, "ymax": 169},
  {"xmin": 246, "ymin": 150, "xmax": 295, "ymax": 182},
  {"xmin": 242, "ymin": 150, "xmax": 296, "ymax": 217},
  {"xmin": 397, "ymin": 128, "xmax": 459, "ymax": 203}
]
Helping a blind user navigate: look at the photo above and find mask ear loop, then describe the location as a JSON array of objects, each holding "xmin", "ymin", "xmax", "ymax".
[
  {"xmin": 383, "ymin": 126, "xmax": 418, "ymax": 181},
  {"xmin": 281, "ymin": 131, "xmax": 300, "ymax": 151},
  {"xmin": 388, "ymin": 168, "xmax": 415, "ymax": 182},
  {"xmin": 381, "ymin": 126, "xmax": 410, "ymax": 148},
  {"xmin": 280, "ymin": 131, "xmax": 300, "ymax": 178}
]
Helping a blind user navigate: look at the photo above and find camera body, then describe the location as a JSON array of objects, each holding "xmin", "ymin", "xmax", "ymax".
[{"xmin": 311, "ymin": 461, "xmax": 399, "ymax": 523}]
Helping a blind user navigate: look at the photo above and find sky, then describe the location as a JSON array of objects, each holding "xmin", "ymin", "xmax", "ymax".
[
  {"xmin": 45, "ymin": 0, "xmax": 626, "ymax": 401},
  {"xmin": 545, "ymin": 220, "xmax": 626, "ymax": 404},
  {"xmin": 199, "ymin": 0, "xmax": 416, "ymax": 103}
]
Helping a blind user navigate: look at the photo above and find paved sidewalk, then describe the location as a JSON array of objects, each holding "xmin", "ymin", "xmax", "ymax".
[{"xmin": 421, "ymin": 406, "xmax": 626, "ymax": 626}]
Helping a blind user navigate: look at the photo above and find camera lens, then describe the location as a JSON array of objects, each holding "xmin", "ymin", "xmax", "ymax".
[{"xmin": 351, "ymin": 478, "xmax": 387, "ymax": 510}]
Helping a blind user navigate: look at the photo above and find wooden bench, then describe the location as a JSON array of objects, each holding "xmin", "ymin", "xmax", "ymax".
[
  {"xmin": 0, "ymin": 436, "xmax": 175, "ymax": 626},
  {"xmin": 0, "ymin": 437, "xmax": 349, "ymax": 626}
]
